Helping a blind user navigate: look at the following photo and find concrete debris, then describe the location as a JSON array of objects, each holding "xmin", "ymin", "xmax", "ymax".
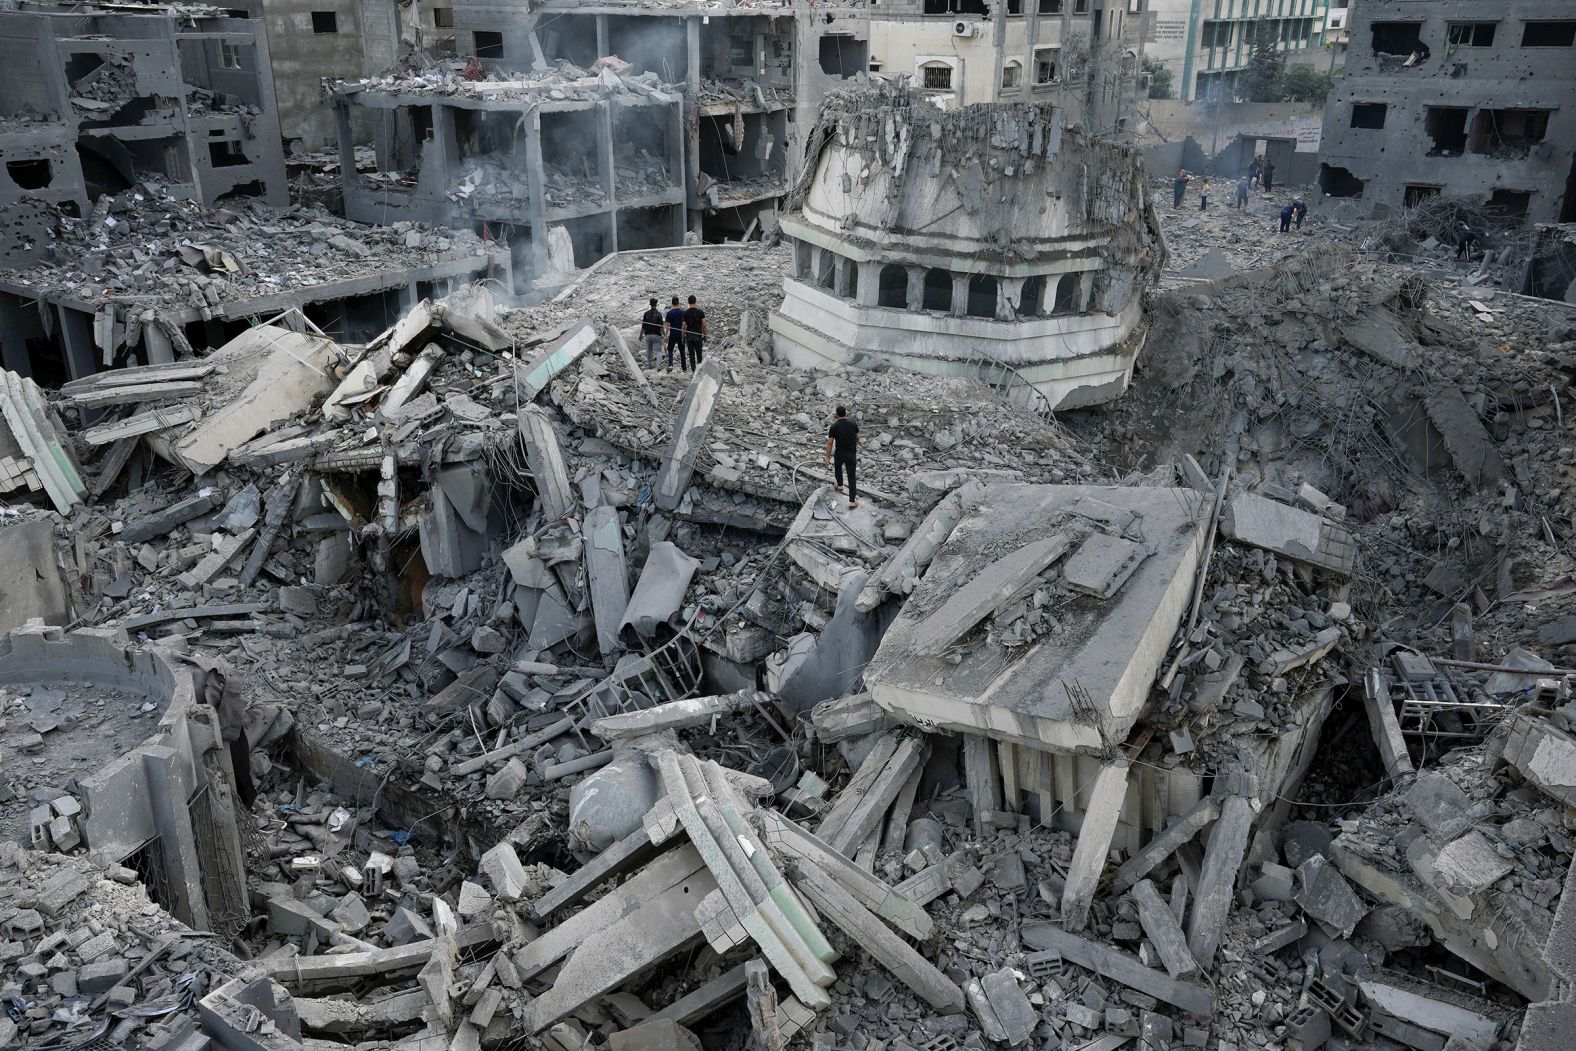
[{"xmin": 0, "ymin": 69, "xmax": 1571, "ymax": 1051}]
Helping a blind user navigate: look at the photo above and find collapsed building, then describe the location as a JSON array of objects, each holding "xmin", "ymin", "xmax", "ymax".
[
  {"xmin": 1318, "ymin": 0, "xmax": 1576, "ymax": 222},
  {"xmin": 0, "ymin": 1, "xmax": 288, "ymax": 214},
  {"xmin": 2, "ymin": 71, "xmax": 1576, "ymax": 1051},
  {"xmin": 771, "ymin": 89, "xmax": 1163, "ymax": 410},
  {"xmin": 331, "ymin": 61, "xmax": 687, "ymax": 283},
  {"xmin": 0, "ymin": 189, "xmax": 504, "ymax": 390}
]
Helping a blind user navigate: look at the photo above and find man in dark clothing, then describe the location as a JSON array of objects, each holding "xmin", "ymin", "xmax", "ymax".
[
  {"xmin": 663, "ymin": 296, "xmax": 686, "ymax": 371},
  {"xmin": 1261, "ymin": 160, "xmax": 1276, "ymax": 192},
  {"xmin": 1291, "ymin": 199, "xmax": 1308, "ymax": 229},
  {"xmin": 640, "ymin": 298, "xmax": 664, "ymax": 368},
  {"xmin": 681, "ymin": 294, "xmax": 706, "ymax": 371},
  {"xmin": 824, "ymin": 404, "xmax": 860, "ymax": 509},
  {"xmin": 1279, "ymin": 202, "xmax": 1295, "ymax": 233},
  {"xmin": 1172, "ymin": 169, "xmax": 1190, "ymax": 209},
  {"xmin": 1248, "ymin": 157, "xmax": 1261, "ymax": 188},
  {"xmin": 1456, "ymin": 222, "xmax": 1480, "ymax": 260}
]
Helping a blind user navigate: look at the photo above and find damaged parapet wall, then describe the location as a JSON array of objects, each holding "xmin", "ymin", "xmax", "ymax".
[
  {"xmin": 0, "ymin": 623, "xmax": 249, "ymax": 936},
  {"xmin": 1317, "ymin": 0, "xmax": 1576, "ymax": 222},
  {"xmin": 769, "ymin": 87, "xmax": 1164, "ymax": 411},
  {"xmin": 0, "ymin": 3, "xmax": 287, "ymax": 214}
]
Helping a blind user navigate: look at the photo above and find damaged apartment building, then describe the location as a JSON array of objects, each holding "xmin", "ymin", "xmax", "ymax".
[
  {"xmin": 1318, "ymin": 0, "xmax": 1576, "ymax": 222},
  {"xmin": 0, "ymin": 1, "xmax": 509, "ymax": 387},
  {"xmin": 332, "ymin": 0, "xmax": 810, "ymax": 284},
  {"xmin": 771, "ymin": 89, "xmax": 1162, "ymax": 410},
  {"xmin": 0, "ymin": 1, "xmax": 288, "ymax": 215}
]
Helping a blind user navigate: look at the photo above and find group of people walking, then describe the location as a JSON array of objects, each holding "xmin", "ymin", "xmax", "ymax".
[
  {"xmin": 639, "ymin": 295, "xmax": 708, "ymax": 372},
  {"xmin": 1173, "ymin": 155, "xmax": 1304, "ymax": 233}
]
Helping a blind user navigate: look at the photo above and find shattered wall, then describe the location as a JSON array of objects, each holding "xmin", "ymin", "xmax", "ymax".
[
  {"xmin": 1318, "ymin": 0, "xmax": 1576, "ymax": 222},
  {"xmin": 770, "ymin": 86, "xmax": 1163, "ymax": 410}
]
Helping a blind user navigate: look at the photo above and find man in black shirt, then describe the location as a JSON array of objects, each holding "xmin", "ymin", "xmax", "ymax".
[
  {"xmin": 824, "ymin": 404, "xmax": 860, "ymax": 508},
  {"xmin": 681, "ymin": 294, "xmax": 707, "ymax": 371},
  {"xmin": 639, "ymin": 298, "xmax": 664, "ymax": 368},
  {"xmin": 663, "ymin": 296, "xmax": 686, "ymax": 371}
]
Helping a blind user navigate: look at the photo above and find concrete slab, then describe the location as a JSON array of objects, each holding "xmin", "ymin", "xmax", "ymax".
[
  {"xmin": 865, "ymin": 484, "xmax": 1209, "ymax": 753},
  {"xmin": 169, "ymin": 326, "xmax": 340, "ymax": 474},
  {"xmin": 1221, "ymin": 492, "xmax": 1356, "ymax": 577},
  {"xmin": 654, "ymin": 357, "xmax": 723, "ymax": 513},
  {"xmin": 584, "ymin": 506, "xmax": 630, "ymax": 657}
]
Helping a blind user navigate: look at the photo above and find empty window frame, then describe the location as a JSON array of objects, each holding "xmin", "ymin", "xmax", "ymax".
[
  {"xmin": 877, "ymin": 264, "xmax": 908, "ymax": 308},
  {"xmin": 311, "ymin": 10, "xmax": 338, "ymax": 33},
  {"xmin": 1349, "ymin": 103, "xmax": 1387, "ymax": 129},
  {"xmin": 1473, "ymin": 108, "xmax": 1552, "ymax": 152},
  {"xmin": 219, "ymin": 40, "xmax": 243, "ymax": 69},
  {"xmin": 1034, "ymin": 47, "xmax": 1059, "ymax": 84},
  {"xmin": 1038, "ymin": 0, "xmax": 1062, "ymax": 12},
  {"xmin": 1371, "ymin": 21, "xmax": 1424, "ymax": 55},
  {"xmin": 1002, "ymin": 60, "xmax": 1022, "ymax": 89},
  {"xmin": 1521, "ymin": 21, "xmax": 1576, "ymax": 47},
  {"xmin": 474, "ymin": 31, "xmax": 504, "ymax": 59},
  {"xmin": 922, "ymin": 269, "xmax": 952, "ymax": 312},
  {"xmin": 433, "ymin": 7, "xmax": 453, "ymax": 28},
  {"xmin": 1424, "ymin": 107, "xmax": 1469, "ymax": 154}
]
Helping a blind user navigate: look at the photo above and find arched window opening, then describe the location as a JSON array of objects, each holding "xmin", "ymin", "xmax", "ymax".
[{"xmin": 922, "ymin": 269, "xmax": 952, "ymax": 312}]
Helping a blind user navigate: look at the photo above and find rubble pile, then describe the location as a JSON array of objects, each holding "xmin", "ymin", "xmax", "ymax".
[
  {"xmin": 0, "ymin": 185, "xmax": 488, "ymax": 317},
  {"xmin": 0, "ymin": 847, "xmax": 250, "ymax": 1051},
  {"xmin": 1, "ymin": 140, "xmax": 1575, "ymax": 1051},
  {"xmin": 1086, "ymin": 241, "xmax": 1576, "ymax": 662},
  {"xmin": 338, "ymin": 55, "xmax": 680, "ymax": 105}
]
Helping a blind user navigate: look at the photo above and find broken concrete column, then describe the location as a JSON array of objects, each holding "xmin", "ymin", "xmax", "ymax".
[
  {"xmin": 1362, "ymin": 669, "xmax": 1415, "ymax": 779},
  {"xmin": 1186, "ymin": 793, "xmax": 1255, "ymax": 966},
  {"xmin": 1061, "ymin": 757, "xmax": 1131, "ymax": 931},
  {"xmin": 583, "ymin": 505, "xmax": 630, "ymax": 657},
  {"xmin": 654, "ymin": 357, "xmax": 723, "ymax": 513},
  {"xmin": 1131, "ymin": 879, "xmax": 1198, "ymax": 979},
  {"xmin": 519, "ymin": 406, "xmax": 575, "ymax": 522}
]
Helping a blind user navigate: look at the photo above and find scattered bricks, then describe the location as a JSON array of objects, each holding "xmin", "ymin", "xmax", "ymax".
[
  {"xmin": 77, "ymin": 957, "xmax": 129, "ymax": 994},
  {"xmin": 106, "ymin": 985, "xmax": 137, "ymax": 1008},
  {"xmin": 6, "ymin": 909, "xmax": 44, "ymax": 940},
  {"xmin": 1024, "ymin": 950, "xmax": 1063, "ymax": 980},
  {"xmin": 48, "ymin": 816, "xmax": 81, "ymax": 852},
  {"xmin": 49, "ymin": 796, "xmax": 81, "ymax": 819},
  {"xmin": 1286, "ymin": 1004, "xmax": 1331, "ymax": 1051},
  {"xmin": 363, "ymin": 852, "xmax": 393, "ymax": 896},
  {"xmin": 30, "ymin": 805, "xmax": 54, "ymax": 848},
  {"xmin": 51, "ymin": 970, "xmax": 79, "ymax": 997}
]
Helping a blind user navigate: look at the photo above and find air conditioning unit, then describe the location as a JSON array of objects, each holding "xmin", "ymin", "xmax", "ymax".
[{"xmin": 953, "ymin": 21, "xmax": 976, "ymax": 38}]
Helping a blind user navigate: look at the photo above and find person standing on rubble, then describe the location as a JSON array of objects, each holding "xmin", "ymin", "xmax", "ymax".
[
  {"xmin": 1199, "ymin": 178, "xmax": 1212, "ymax": 211},
  {"xmin": 663, "ymin": 295, "xmax": 686, "ymax": 371},
  {"xmin": 681, "ymin": 294, "xmax": 707, "ymax": 371},
  {"xmin": 1248, "ymin": 156, "xmax": 1262, "ymax": 188},
  {"xmin": 1279, "ymin": 201, "xmax": 1296, "ymax": 233},
  {"xmin": 640, "ymin": 298, "xmax": 665, "ymax": 369},
  {"xmin": 1261, "ymin": 159, "xmax": 1276, "ymax": 193},
  {"xmin": 825, "ymin": 405, "xmax": 860, "ymax": 509},
  {"xmin": 1235, "ymin": 175, "xmax": 1250, "ymax": 211},
  {"xmin": 1172, "ymin": 169, "xmax": 1190, "ymax": 209}
]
